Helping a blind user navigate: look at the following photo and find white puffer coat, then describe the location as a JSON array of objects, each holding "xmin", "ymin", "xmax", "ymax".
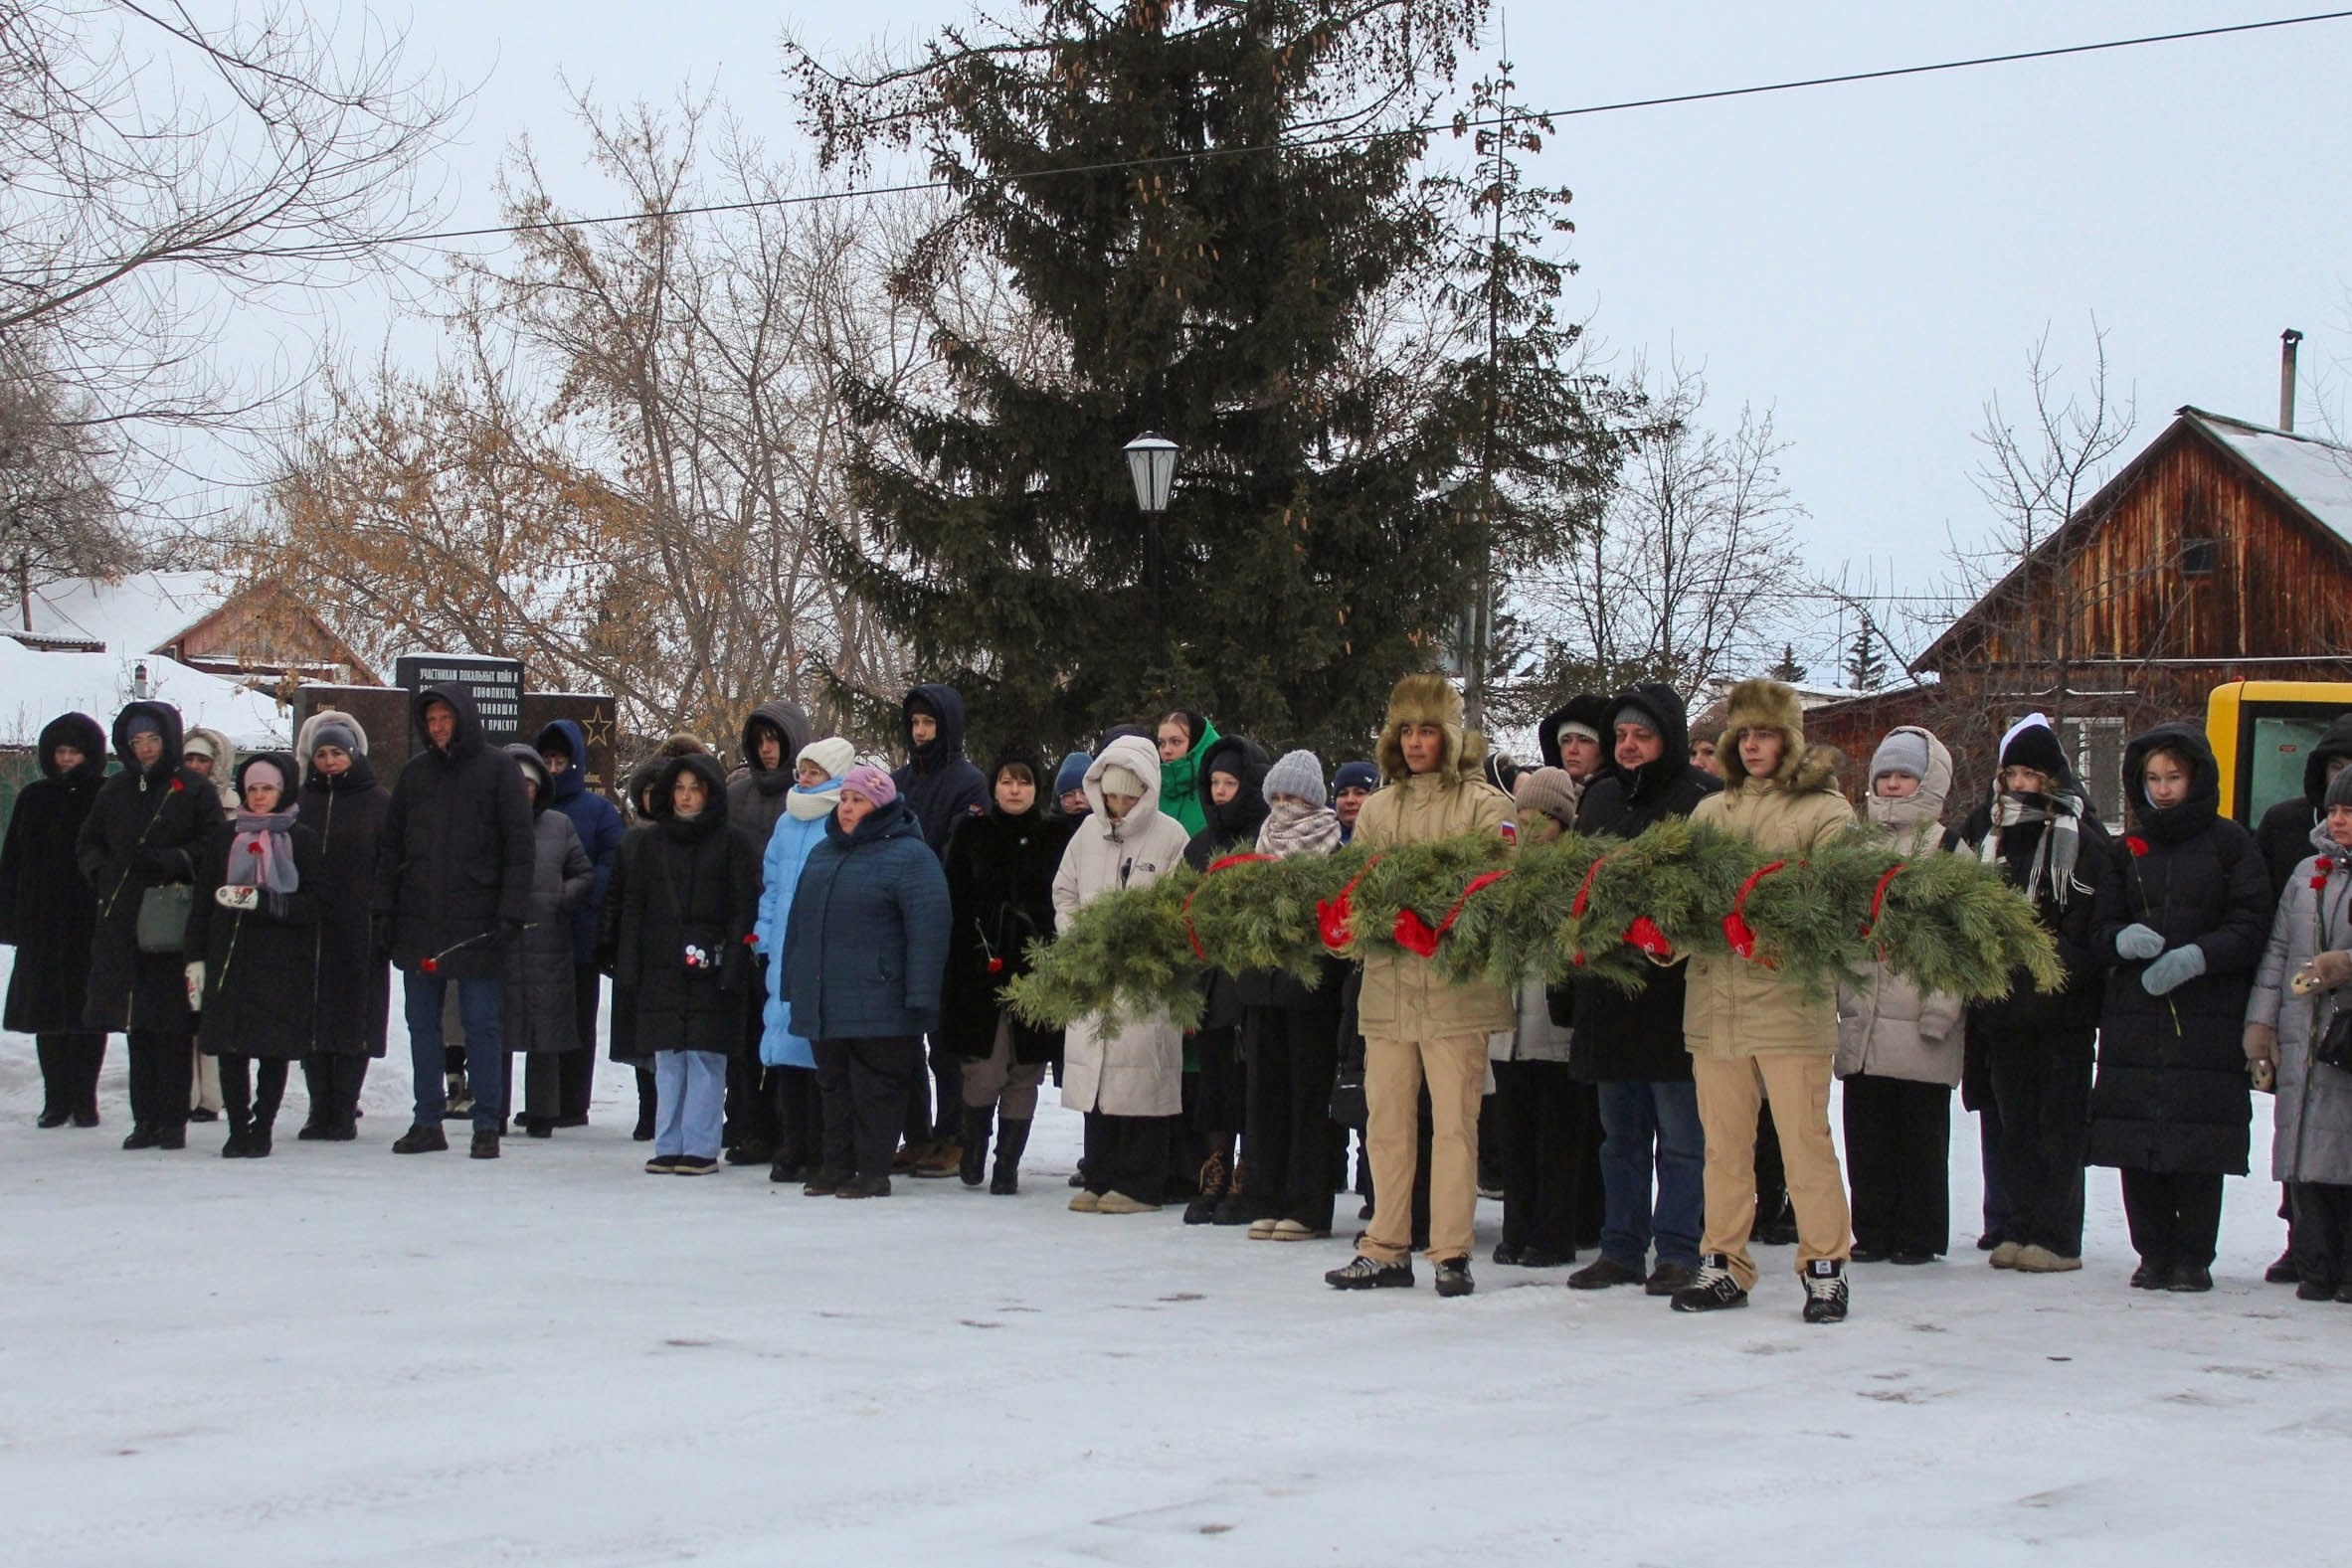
[
  {"xmin": 1052, "ymin": 735, "xmax": 1192, "ymax": 1116},
  {"xmin": 1835, "ymin": 728, "xmax": 1966, "ymax": 1087}
]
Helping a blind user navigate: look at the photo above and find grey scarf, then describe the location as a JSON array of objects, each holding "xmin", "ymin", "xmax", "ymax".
[
  {"xmin": 1980, "ymin": 790, "xmax": 2081, "ymax": 911},
  {"xmin": 1257, "ymin": 799, "xmax": 1343, "ymax": 859}
]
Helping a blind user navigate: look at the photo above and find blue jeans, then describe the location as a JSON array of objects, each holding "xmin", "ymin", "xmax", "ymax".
[
  {"xmin": 654, "ymin": 1051, "xmax": 727, "ymax": 1158},
  {"xmin": 1595, "ymin": 1078, "xmax": 1705, "ymax": 1270},
  {"xmin": 403, "ymin": 972, "xmax": 505, "ymax": 1132}
]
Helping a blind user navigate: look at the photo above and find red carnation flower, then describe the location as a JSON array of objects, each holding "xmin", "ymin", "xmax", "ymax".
[
  {"xmin": 2124, "ymin": 835, "xmax": 2149, "ymax": 857},
  {"xmin": 168, "ymin": 777, "xmax": 185, "ymax": 793}
]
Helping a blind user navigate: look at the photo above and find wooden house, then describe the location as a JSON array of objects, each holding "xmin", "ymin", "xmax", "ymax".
[{"xmin": 1805, "ymin": 406, "xmax": 2352, "ymax": 819}]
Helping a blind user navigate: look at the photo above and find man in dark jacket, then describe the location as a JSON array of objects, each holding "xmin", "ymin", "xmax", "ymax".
[
  {"xmin": 1562, "ymin": 682, "xmax": 1722, "ymax": 1295},
  {"xmin": 892, "ymin": 683, "xmax": 988, "ymax": 1162},
  {"xmin": 717, "ymin": 699, "xmax": 813, "ymax": 1161},
  {"xmin": 377, "ymin": 684, "xmax": 535, "ymax": 1158},
  {"xmin": 537, "ymin": 719, "xmax": 625, "ymax": 1129},
  {"xmin": 2257, "ymin": 714, "xmax": 2352, "ymax": 895}
]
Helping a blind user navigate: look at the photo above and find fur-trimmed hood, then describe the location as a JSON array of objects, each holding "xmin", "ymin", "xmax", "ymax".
[
  {"xmin": 1374, "ymin": 673, "xmax": 1489, "ymax": 784},
  {"xmin": 1716, "ymin": 678, "xmax": 1841, "ymax": 794}
]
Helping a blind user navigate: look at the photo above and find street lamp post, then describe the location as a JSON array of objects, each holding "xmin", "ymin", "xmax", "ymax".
[{"xmin": 1124, "ymin": 432, "xmax": 1179, "ymax": 674}]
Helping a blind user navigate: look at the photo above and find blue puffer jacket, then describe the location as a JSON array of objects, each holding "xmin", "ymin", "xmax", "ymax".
[
  {"xmin": 752, "ymin": 781, "xmax": 841, "ymax": 1067},
  {"xmin": 780, "ymin": 795, "xmax": 950, "ymax": 1043},
  {"xmin": 536, "ymin": 719, "xmax": 625, "ymax": 963}
]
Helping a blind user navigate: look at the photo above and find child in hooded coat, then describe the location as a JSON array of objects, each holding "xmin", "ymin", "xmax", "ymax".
[
  {"xmin": 1835, "ymin": 727, "xmax": 1966, "ymax": 1265},
  {"xmin": 498, "ymin": 745, "xmax": 594, "ymax": 1137}
]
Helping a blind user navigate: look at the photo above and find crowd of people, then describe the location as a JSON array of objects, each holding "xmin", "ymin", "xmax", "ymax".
[{"xmin": 3, "ymin": 667, "xmax": 2348, "ymax": 1324}]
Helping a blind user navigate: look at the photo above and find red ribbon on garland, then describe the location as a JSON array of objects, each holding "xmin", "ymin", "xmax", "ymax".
[
  {"xmin": 1317, "ymin": 854, "xmax": 1383, "ymax": 953},
  {"xmin": 1722, "ymin": 859, "xmax": 1789, "ymax": 960},
  {"xmin": 1184, "ymin": 853, "xmax": 1277, "ymax": 960},
  {"xmin": 1859, "ymin": 861, "xmax": 1908, "ymax": 948},
  {"xmin": 1392, "ymin": 869, "xmax": 1513, "ymax": 958}
]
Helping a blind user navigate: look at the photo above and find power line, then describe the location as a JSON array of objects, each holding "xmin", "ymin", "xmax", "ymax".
[{"xmin": 273, "ymin": 7, "xmax": 2352, "ymax": 258}]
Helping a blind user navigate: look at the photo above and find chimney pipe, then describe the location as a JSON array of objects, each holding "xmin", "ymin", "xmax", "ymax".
[{"xmin": 2281, "ymin": 328, "xmax": 2304, "ymax": 433}]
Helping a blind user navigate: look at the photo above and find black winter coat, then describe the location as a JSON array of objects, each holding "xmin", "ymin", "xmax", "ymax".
[
  {"xmin": 893, "ymin": 683, "xmax": 990, "ymax": 856},
  {"xmin": 187, "ymin": 812, "xmax": 325, "ymax": 1061},
  {"xmin": 601, "ymin": 755, "xmax": 760, "ymax": 1055},
  {"xmin": 502, "ymin": 807, "xmax": 594, "ymax": 1053},
  {"xmin": 0, "ymin": 713, "xmax": 106, "ymax": 1033},
  {"xmin": 940, "ymin": 786, "xmax": 1074, "ymax": 1064},
  {"xmin": 373, "ymin": 685, "xmax": 534, "ymax": 980},
  {"xmin": 1558, "ymin": 683, "xmax": 1721, "ymax": 1082},
  {"xmin": 2087, "ymin": 724, "xmax": 2268, "ymax": 1176},
  {"xmin": 1959, "ymin": 797, "xmax": 2114, "ymax": 1041},
  {"xmin": 1182, "ymin": 735, "xmax": 1273, "ymax": 1033},
  {"xmin": 2254, "ymin": 711, "xmax": 2352, "ymax": 897},
  {"xmin": 297, "ymin": 758, "xmax": 393, "ymax": 1057},
  {"xmin": 77, "ymin": 701, "xmax": 225, "ymax": 1033},
  {"xmin": 725, "ymin": 698, "xmax": 813, "ymax": 850}
]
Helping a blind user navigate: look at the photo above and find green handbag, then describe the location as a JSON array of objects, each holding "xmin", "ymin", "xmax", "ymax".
[{"xmin": 136, "ymin": 883, "xmax": 194, "ymax": 955}]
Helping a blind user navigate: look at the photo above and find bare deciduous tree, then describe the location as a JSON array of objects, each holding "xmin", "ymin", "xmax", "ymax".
[
  {"xmin": 0, "ymin": 330, "xmax": 136, "ymax": 626},
  {"xmin": 0, "ymin": 0, "xmax": 462, "ymax": 435},
  {"xmin": 1509, "ymin": 355, "xmax": 1807, "ymax": 713},
  {"xmin": 252, "ymin": 90, "xmax": 922, "ymax": 746}
]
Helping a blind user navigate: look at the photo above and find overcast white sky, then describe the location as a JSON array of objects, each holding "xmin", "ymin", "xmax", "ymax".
[{"xmin": 316, "ymin": 0, "xmax": 2352, "ymax": 663}]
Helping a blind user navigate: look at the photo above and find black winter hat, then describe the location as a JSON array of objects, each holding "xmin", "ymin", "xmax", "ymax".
[
  {"xmin": 2325, "ymin": 765, "xmax": 2352, "ymax": 815},
  {"xmin": 1999, "ymin": 720, "xmax": 2071, "ymax": 782}
]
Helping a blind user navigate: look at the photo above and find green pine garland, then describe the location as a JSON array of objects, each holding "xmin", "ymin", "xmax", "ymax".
[{"xmin": 1004, "ymin": 822, "xmax": 2062, "ymax": 1029}]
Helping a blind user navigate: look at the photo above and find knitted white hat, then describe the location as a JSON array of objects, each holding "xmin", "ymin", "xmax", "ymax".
[{"xmin": 797, "ymin": 736, "xmax": 857, "ymax": 782}]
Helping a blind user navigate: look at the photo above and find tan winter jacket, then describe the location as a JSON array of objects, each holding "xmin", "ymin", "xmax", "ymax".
[
  {"xmin": 1355, "ymin": 674, "xmax": 1516, "ymax": 1041},
  {"xmin": 1052, "ymin": 735, "xmax": 1192, "ymax": 1117},
  {"xmin": 1834, "ymin": 727, "xmax": 1965, "ymax": 1087},
  {"xmin": 1684, "ymin": 680, "xmax": 1856, "ymax": 1060}
]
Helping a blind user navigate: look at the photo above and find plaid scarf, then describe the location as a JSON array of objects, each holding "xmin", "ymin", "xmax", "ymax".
[
  {"xmin": 1980, "ymin": 789, "xmax": 2081, "ymax": 911},
  {"xmin": 1257, "ymin": 798, "xmax": 1342, "ymax": 859}
]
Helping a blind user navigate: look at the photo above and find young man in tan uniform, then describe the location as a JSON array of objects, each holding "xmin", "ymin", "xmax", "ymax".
[
  {"xmin": 1673, "ymin": 678, "xmax": 1859, "ymax": 1323},
  {"xmin": 1325, "ymin": 675, "xmax": 1515, "ymax": 1299}
]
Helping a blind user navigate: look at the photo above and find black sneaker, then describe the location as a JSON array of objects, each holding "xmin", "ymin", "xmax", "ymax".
[
  {"xmin": 469, "ymin": 1130, "xmax": 500, "ymax": 1159},
  {"xmin": 1671, "ymin": 1254, "xmax": 1750, "ymax": 1313},
  {"xmin": 1325, "ymin": 1254, "xmax": 1415, "ymax": 1291},
  {"xmin": 672, "ymin": 1155, "xmax": 719, "ymax": 1175},
  {"xmin": 1801, "ymin": 1259, "xmax": 1850, "ymax": 1324},
  {"xmin": 1433, "ymin": 1258, "xmax": 1475, "ymax": 1299},
  {"xmin": 2165, "ymin": 1263, "xmax": 2214, "ymax": 1294},
  {"xmin": 392, "ymin": 1124, "xmax": 448, "ymax": 1154},
  {"xmin": 644, "ymin": 1154, "xmax": 682, "ymax": 1174}
]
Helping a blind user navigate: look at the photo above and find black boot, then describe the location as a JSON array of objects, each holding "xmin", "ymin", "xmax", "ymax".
[
  {"xmin": 35, "ymin": 1037, "xmax": 70, "ymax": 1128},
  {"xmin": 633, "ymin": 1066, "xmax": 656, "ymax": 1141},
  {"xmin": 248, "ymin": 1113, "xmax": 274, "ymax": 1158},
  {"xmin": 959, "ymin": 1105, "xmax": 993, "ymax": 1188},
  {"xmin": 991, "ymin": 1118, "xmax": 1031, "ymax": 1195},
  {"xmin": 222, "ymin": 1111, "xmax": 253, "ymax": 1158},
  {"xmin": 72, "ymin": 1037, "xmax": 103, "ymax": 1127}
]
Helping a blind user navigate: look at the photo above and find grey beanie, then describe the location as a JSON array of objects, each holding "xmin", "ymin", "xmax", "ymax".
[
  {"xmin": 1261, "ymin": 749, "xmax": 1328, "ymax": 807},
  {"xmin": 1869, "ymin": 729, "xmax": 1931, "ymax": 784},
  {"xmin": 1512, "ymin": 766, "xmax": 1581, "ymax": 828},
  {"xmin": 310, "ymin": 720, "xmax": 361, "ymax": 758},
  {"xmin": 2326, "ymin": 765, "xmax": 2352, "ymax": 815}
]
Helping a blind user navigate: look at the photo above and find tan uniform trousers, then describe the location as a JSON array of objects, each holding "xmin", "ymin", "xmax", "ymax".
[
  {"xmin": 1691, "ymin": 1053, "xmax": 1852, "ymax": 1290},
  {"xmin": 1359, "ymin": 1033, "xmax": 1488, "ymax": 1265}
]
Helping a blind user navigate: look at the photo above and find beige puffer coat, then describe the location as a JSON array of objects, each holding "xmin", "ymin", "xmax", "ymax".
[
  {"xmin": 1355, "ymin": 674, "xmax": 1516, "ymax": 1041},
  {"xmin": 1052, "ymin": 735, "xmax": 1193, "ymax": 1116},
  {"xmin": 1834, "ymin": 726, "xmax": 1964, "ymax": 1086},
  {"xmin": 1683, "ymin": 679, "xmax": 1857, "ymax": 1060}
]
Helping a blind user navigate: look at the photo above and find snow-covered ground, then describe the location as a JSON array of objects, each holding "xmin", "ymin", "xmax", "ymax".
[{"xmin": 1, "ymin": 945, "xmax": 2342, "ymax": 1567}]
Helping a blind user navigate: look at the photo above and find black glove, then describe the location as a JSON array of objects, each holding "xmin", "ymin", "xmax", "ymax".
[{"xmin": 134, "ymin": 844, "xmax": 188, "ymax": 879}]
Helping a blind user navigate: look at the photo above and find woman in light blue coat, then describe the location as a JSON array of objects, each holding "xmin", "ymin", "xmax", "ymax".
[{"xmin": 753, "ymin": 736, "xmax": 854, "ymax": 1181}]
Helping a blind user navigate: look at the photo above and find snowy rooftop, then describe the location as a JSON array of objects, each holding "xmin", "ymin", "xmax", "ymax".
[
  {"xmin": 0, "ymin": 639, "xmax": 287, "ymax": 750},
  {"xmin": 2183, "ymin": 406, "xmax": 2352, "ymax": 544},
  {"xmin": 12, "ymin": 570, "xmax": 229, "ymax": 655}
]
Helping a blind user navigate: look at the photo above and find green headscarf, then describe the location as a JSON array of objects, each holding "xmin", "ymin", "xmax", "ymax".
[{"xmin": 1158, "ymin": 713, "xmax": 1219, "ymax": 837}]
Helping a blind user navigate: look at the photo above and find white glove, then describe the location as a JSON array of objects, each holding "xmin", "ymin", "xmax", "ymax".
[
  {"xmin": 213, "ymin": 885, "xmax": 259, "ymax": 911},
  {"xmin": 184, "ymin": 962, "xmax": 205, "ymax": 1009}
]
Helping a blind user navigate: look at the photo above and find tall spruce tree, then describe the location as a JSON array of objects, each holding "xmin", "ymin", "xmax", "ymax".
[{"xmin": 787, "ymin": 1, "xmax": 1610, "ymax": 759}]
